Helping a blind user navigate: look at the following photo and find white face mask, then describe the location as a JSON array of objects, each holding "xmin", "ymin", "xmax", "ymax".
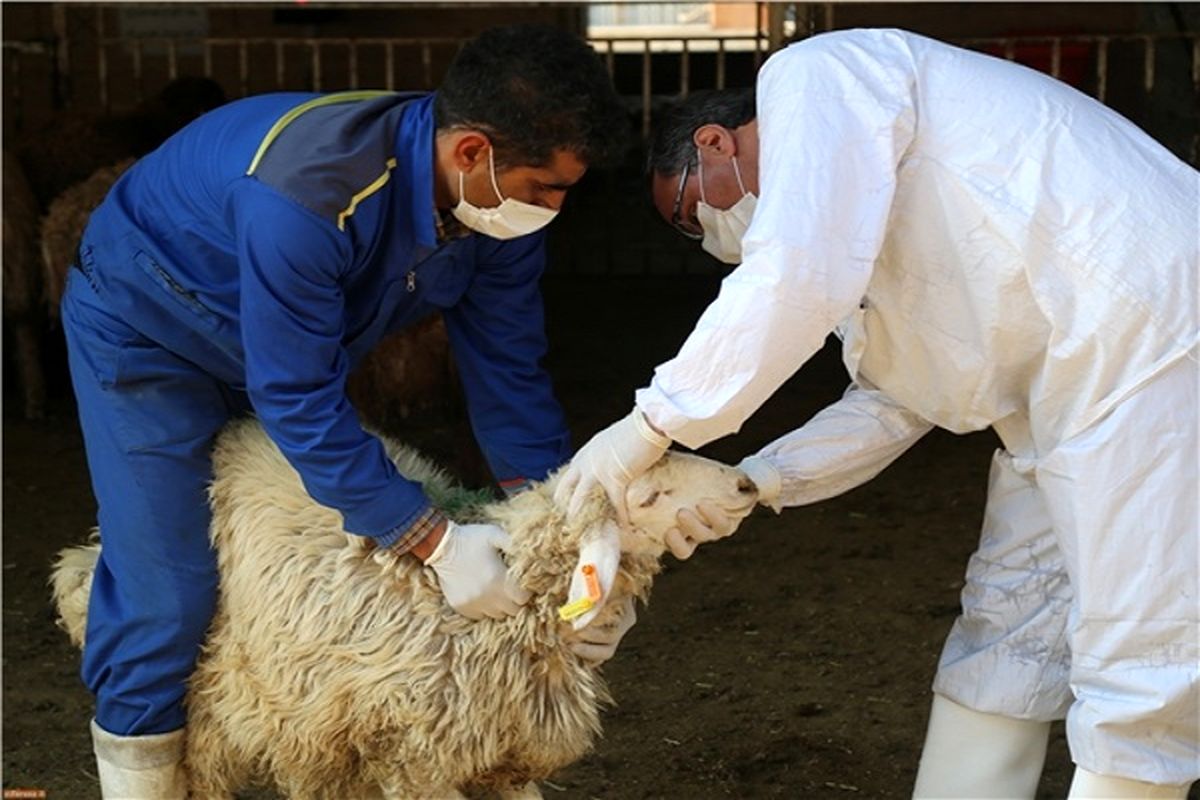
[
  {"xmin": 696, "ymin": 152, "xmax": 757, "ymax": 264},
  {"xmin": 451, "ymin": 148, "xmax": 558, "ymax": 240}
]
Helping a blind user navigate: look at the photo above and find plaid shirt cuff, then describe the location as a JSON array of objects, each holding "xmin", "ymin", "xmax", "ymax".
[{"xmin": 379, "ymin": 507, "xmax": 448, "ymax": 555}]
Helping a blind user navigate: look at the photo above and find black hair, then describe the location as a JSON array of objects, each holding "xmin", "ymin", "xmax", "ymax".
[
  {"xmin": 435, "ymin": 24, "xmax": 629, "ymax": 169},
  {"xmin": 646, "ymin": 88, "xmax": 756, "ymax": 177}
]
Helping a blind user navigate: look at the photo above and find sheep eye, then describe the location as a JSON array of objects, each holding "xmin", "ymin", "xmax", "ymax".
[{"xmin": 638, "ymin": 490, "xmax": 660, "ymax": 508}]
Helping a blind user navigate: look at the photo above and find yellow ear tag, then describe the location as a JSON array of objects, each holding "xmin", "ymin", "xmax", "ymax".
[{"xmin": 557, "ymin": 596, "xmax": 594, "ymax": 621}]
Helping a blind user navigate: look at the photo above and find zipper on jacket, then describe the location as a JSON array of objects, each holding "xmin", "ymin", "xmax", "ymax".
[{"xmin": 406, "ymin": 270, "xmax": 416, "ymax": 292}]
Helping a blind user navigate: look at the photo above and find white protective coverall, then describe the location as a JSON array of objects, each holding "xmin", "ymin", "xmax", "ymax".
[{"xmin": 635, "ymin": 29, "xmax": 1199, "ymax": 784}]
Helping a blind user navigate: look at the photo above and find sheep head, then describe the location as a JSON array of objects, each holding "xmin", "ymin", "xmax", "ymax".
[
  {"xmin": 561, "ymin": 451, "xmax": 758, "ymax": 630},
  {"xmin": 619, "ymin": 451, "xmax": 758, "ymax": 558}
]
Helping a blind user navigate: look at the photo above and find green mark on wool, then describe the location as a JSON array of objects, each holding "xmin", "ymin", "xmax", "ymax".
[{"xmin": 421, "ymin": 484, "xmax": 496, "ymax": 521}]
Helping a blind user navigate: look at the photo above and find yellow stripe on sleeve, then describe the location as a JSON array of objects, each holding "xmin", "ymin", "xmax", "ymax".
[
  {"xmin": 337, "ymin": 158, "xmax": 398, "ymax": 231},
  {"xmin": 245, "ymin": 90, "xmax": 395, "ymax": 176}
]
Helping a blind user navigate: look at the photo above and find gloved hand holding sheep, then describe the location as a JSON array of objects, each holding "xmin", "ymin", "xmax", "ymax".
[
  {"xmin": 415, "ymin": 516, "xmax": 637, "ymax": 664},
  {"xmin": 555, "ymin": 407, "xmax": 771, "ymax": 558},
  {"xmin": 417, "ymin": 519, "xmax": 531, "ymax": 620},
  {"xmin": 412, "ymin": 405, "xmax": 764, "ymax": 664}
]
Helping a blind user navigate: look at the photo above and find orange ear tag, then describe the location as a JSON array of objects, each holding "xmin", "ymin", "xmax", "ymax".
[
  {"xmin": 557, "ymin": 563, "xmax": 604, "ymax": 621},
  {"xmin": 582, "ymin": 563, "xmax": 603, "ymax": 601}
]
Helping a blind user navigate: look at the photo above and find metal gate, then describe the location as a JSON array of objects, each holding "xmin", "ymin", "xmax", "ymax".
[
  {"xmin": 5, "ymin": 7, "xmax": 1196, "ymax": 153},
  {"xmin": 4, "ymin": 7, "xmax": 1197, "ymax": 275}
]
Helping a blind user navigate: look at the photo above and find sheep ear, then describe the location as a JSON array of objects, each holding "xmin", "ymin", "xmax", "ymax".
[{"xmin": 563, "ymin": 519, "xmax": 621, "ymax": 631}]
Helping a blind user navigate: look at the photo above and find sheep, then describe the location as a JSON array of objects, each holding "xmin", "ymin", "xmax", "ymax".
[
  {"xmin": 3, "ymin": 149, "xmax": 47, "ymax": 419},
  {"xmin": 3, "ymin": 76, "xmax": 222, "ymax": 419},
  {"xmin": 347, "ymin": 313, "xmax": 455, "ymax": 426},
  {"xmin": 52, "ymin": 417, "xmax": 758, "ymax": 799},
  {"xmin": 14, "ymin": 76, "xmax": 226, "ymax": 209},
  {"xmin": 38, "ymin": 158, "xmax": 136, "ymax": 324},
  {"xmin": 344, "ymin": 313, "xmax": 485, "ymax": 484}
]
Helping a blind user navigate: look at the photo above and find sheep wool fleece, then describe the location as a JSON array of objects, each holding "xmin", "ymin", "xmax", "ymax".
[
  {"xmin": 636, "ymin": 29, "xmax": 1199, "ymax": 784},
  {"xmin": 62, "ymin": 90, "xmax": 570, "ymax": 737}
]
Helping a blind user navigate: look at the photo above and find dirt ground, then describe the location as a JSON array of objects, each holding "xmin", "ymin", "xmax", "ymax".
[{"xmin": 3, "ymin": 275, "xmax": 1108, "ymax": 799}]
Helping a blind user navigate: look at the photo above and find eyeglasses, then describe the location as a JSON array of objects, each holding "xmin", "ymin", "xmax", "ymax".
[{"xmin": 670, "ymin": 160, "xmax": 704, "ymax": 241}]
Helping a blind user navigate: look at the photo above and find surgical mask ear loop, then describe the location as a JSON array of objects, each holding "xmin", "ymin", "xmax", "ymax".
[
  {"xmin": 697, "ymin": 147, "xmax": 748, "ymax": 206},
  {"xmin": 487, "ymin": 147, "xmax": 505, "ymax": 203},
  {"xmin": 457, "ymin": 147, "xmax": 505, "ymax": 208},
  {"xmin": 731, "ymin": 155, "xmax": 748, "ymax": 196}
]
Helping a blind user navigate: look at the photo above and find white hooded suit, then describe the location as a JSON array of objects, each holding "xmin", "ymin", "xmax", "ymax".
[{"xmin": 636, "ymin": 29, "xmax": 1198, "ymax": 784}]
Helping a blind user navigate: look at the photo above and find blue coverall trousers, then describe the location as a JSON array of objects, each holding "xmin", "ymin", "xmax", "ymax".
[{"xmin": 62, "ymin": 266, "xmax": 250, "ymax": 736}]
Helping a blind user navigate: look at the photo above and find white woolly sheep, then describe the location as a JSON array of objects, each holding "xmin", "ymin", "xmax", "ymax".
[{"xmin": 53, "ymin": 418, "xmax": 758, "ymax": 799}]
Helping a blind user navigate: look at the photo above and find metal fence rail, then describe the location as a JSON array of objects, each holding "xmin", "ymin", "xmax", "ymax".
[
  {"xmin": 5, "ymin": 29, "xmax": 1197, "ymax": 144},
  {"xmin": 7, "ymin": 30, "xmax": 1190, "ymax": 134},
  {"xmin": 77, "ymin": 32, "xmax": 771, "ymax": 139},
  {"xmin": 588, "ymin": 34, "xmax": 768, "ymax": 136},
  {"xmin": 104, "ymin": 36, "xmax": 466, "ymax": 101},
  {"xmin": 957, "ymin": 32, "xmax": 1199, "ymax": 102},
  {"xmin": 4, "ymin": 25, "xmax": 1196, "ymax": 275},
  {"xmin": 4, "ymin": 30, "xmax": 1196, "ymax": 106}
]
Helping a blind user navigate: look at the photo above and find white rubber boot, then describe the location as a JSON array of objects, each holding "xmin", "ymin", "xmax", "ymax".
[
  {"xmin": 1067, "ymin": 767, "xmax": 1191, "ymax": 799},
  {"xmin": 912, "ymin": 693, "xmax": 1051, "ymax": 799},
  {"xmin": 91, "ymin": 719, "xmax": 187, "ymax": 799}
]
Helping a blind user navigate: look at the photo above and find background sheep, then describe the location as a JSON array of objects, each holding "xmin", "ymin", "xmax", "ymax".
[
  {"xmin": 344, "ymin": 313, "xmax": 483, "ymax": 485},
  {"xmin": 346, "ymin": 313, "xmax": 454, "ymax": 426},
  {"xmin": 32, "ymin": 156, "xmax": 465, "ymax": 476},
  {"xmin": 38, "ymin": 157, "xmax": 136, "ymax": 325},
  {"xmin": 2, "ymin": 77, "xmax": 224, "ymax": 421},
  {"xmin": 52, "ymin": 418, "xmax": 758, "ymax": 799},
  {"xmin": 13, "ymin": 76, "xmax": 226, "ymax": 210}
]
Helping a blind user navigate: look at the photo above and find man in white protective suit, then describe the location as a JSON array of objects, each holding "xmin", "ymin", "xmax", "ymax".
[{"xmin": 555, "ymin": 28, "xmax": 1199, "ymax": 799}]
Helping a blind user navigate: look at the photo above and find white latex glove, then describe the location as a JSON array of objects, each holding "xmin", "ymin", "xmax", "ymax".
[
  {"xmin": 567, "ymin": 596, "xmax": 637, "ymax": 665},
  {"xmin": 425, "ymin": 521, "xmax": 531, "ymax": 620},
  {"xmin": 554, "ymin": 408, "xmax": 671, "ymax": 525},
  {"xmin": 665, "ymin": 501, "xmax": 744, "ymax": 560}
]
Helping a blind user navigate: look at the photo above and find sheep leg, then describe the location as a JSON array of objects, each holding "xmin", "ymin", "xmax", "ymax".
[
  {"xmin": 11, "ymin": 320, "xmax": 45, "ymax": 419},
  {"xmin": 498, "ymin": 782, "xmax": 544, "ymax": 800}
]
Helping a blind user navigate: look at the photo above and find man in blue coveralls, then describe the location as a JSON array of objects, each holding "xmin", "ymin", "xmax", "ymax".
[{"xmin": 63, "ymin": 24, "xmax": 634, "ymax": 797}]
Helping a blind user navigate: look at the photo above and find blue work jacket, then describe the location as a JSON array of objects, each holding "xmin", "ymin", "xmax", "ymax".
[{"xmin": 78, "ymin": 91, "xmax": 571, "ymax": 543}]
